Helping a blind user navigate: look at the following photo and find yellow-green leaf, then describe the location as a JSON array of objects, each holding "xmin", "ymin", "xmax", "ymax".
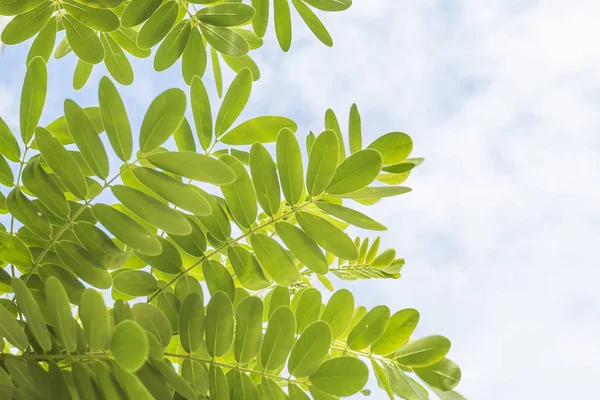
[
  {"xmin": 7, "ymin": 188, "xmax": 51, "ymax": 239},
  {"xmin": 309, "ymin": 357, "xmax": 369, "ymax": 397},
  {"xmin": 316, "ymin": 201, "xmax": 386, "ymax": 231},
  {"xmin": 367, "ymin": 132, "xmax": 413, "ymax": 165},
  {"xmin": 182, "ymin": 27, "xmax": 207, "ymax": 85},
  {"xmin": 20, "ymin": 56, "xmax": 47, "ymax": 144},
  {"xmin": 200, "ymin": 24, "xmax": 249, "ymax": 57},
  {"xmin": 296, "ymin": 211, "xmax": 357, "ymax": 260},
  {"xmin": 27, "ymin": 17, "xmax": 56, "ymax": 64},
  {"xmin": 327, "ymin": 149, "xmax": 382, "ymax": 195},
  {"xmin": 111, "ymin": 320, "xmax": 149, "ymax": 371},
  {"xmin": 121, "ymin": 0, "xmax": 162, "ymax": 28},
  {"xmin": 395, "ymin": 335, "xmax": 451, "ymax": 367},
  {"xmin": 56, "ymin": 241, "xmax": 112, "ymax": 289},
  {"xmin": 221, "ymin": 116, "xmax": 297, "ymax": 145},
  {"xmin": 62, "ymin": 14, "xmax": 104, "ymax": 64},
  {"xmin": 347, "ymin": 305, "xmax": 390, "ymax": 350},
  {"xmin": 306, "ymin": 130, "xmax": 339, "ymax": 196},
  {"xmin": 0, "ymin": 298, "xmax": 29, "ymax": 350},
  {"xmin": 0, "ymin": 1, "xmax": 53, "ymax": 45},
  {"xmin": 92, "ymin": 203, "xmax": 162, "ymax": 256},
  {"xmin": 216, "ymin": 68, "xmax": 252, "ymax": 137},
  {"xmin": 139, "ymin": 88, "xmax": 187, "ymax": 153},
  {"xmin": 288, "ymin": 320, "xmax": 332, "ymax": 377},
  {"xmin": 196, "ymin": 3, "xmax": 255, "ymax": 27},
  {"xmin": 136, "ymin": 0, "xmax": 177, "ymax": 49},
  {"xmin": 249, "ymin": 142, "xmax": 280, "ymax": 217},
  {"xmin": 371, "ymin": 308, "xmax": 419, "ymax": 356},
  {"xmin": 12, "ymin": 277, "xmax": 52, "ymax": 351},
  {"xmin": 63, "ymin": 0, "xmax": 120, "ymax": 32},
  {"xmin": 276, "ymin": 127, "xmax": 304, "ymax": 206},
  {"xmin": 227, "ymin": 245, "xmax": 270, "ymax": 291},
  {"xmin": 219, "ymin": 154, "xmax": 257, "ymax": 229},
  {"xmin": 205, "ymin": 291, "xmax": 234, "ymax": 357},
  {"xmin": 45, "ymin": 276, "xmax": 77, "ymax": 352},
  {"xmin": 234, "ymin": 296, "xmax": 263, "ymax": 364},
  {"xmin": 147, "ymin": 151, "xmax": 236, "ymax": 185},
  {"xmin": 98, "ymin": 76, "xmax": 133, "ymax": 161},
  {"xmin": 179, "ymin": 292, "xmax": 205, "ymax": 353},
  {"xmin": 274, "ymin": 0, "xmax": 292, "ymax": 51},
  {"xmin": 154, "ymin": 19, "xmax": 191, "ymax": 71},
  {"xmin": 101, "ymin": 33, "xmax": 134, "ymax": 85},
  {"xmin": 260, "ymin": 305, "xmax": 295, "ymax": 371},
  {"xmin": 251, "ymin": 233, "xmax": 301, "ymax": 286}
]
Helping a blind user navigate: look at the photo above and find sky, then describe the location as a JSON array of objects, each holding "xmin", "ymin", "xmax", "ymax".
[{"xmin": 1, "ymin": 1, "xmax": 600, "ymax": 399}]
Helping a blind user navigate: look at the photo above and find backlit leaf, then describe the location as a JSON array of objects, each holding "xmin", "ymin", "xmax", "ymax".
[
  {"xmin": 0, "ymin": 1, "xmax": 53, "ymax": 45},
  {"xmin": 309, "ymin": 356, "xmax": 368, "ymax": 397},
  {"xmin": 414, "ymin": 358, "xmax": 461, "ymax": 391},
  {"xmin": 274, "ymin": 0, "xmax": 292, "ymax": 51},
  {"xmin": 275, "ymin": 221, "xmax": 328, "ymax": 274},
  {"xmin": 203, "ymin": 259, "xmax": 236, "ymax": 300},
  {"xmin": 205, "ymin": 291, "xmax": 234, "ymax": 357},
  {"xmin": 234, "ymin": 296, "xmax": 263, "ymax": 364},
  {"xmin": 63, "ymin": 1, "xmax": 120, "ymax": 32},
  {"xmin": 136, "ymin": 1, "xmax": 178, "ymax": 49},
  {"xmin": 45, "ymin": 277, "xmax": 77, "ymax": 352},
  {"xmin": 227, "ymin": 245, "xmax": 270, "ymax": 291},
  {"xmin": 196, "ymin": 4, "xmax": 255, "ymax": 27},
  {"xmin": 260, "ymin": 305, "xmax": 295, "ymax": 371},
  {"xmin": 98, "ymin": 76, "xmax": 133, "ymax": 161},
  {"xmin": 367, "ymin": 132, "xmax": 413, "ymax": 165},
  {"xmin": 62, "ymin": 14, "xmax": 104, "ymax": 64},
  {"xmin": 321, "ymin": 289, "xmax": 354, "ymax": 340},
  {"xmin": 220, "ymin": 154, "xmax": 257, "ymax": 229},
  {"xmin": 316, "ymin": 201, "xmax": 386, "ymax": 231},
  {"xmin": 216, "ymin": 68, "xmax": 252, "ymax": 137},
  {"xmin": 307, "ymin": 130, "xmax": 339, "ymax": 197},
  {"xmin": 395, "ymin": 335, "xmax": 451, "ymax": 367},
  {"xmin": 288, "ymin": 320, "xmax": 331, "ymax": 377},
  {"xmin": 182, "ymin": 28, "xmax": 207, "ymax": 85},
  {"xmin": 114, "ymin": 270, "xmax": 158, "ymax": 297},
  {"xmin": 101, "ymin": 33, "xmax": 134, "ymax": 85},
  {"xmin": 327, "ymin": 149, "xmax": 382, "ymax": 195},
  {"xmin": 371, "ymin": 308, "xmax": 419, "ymax": 356},
  {"xmin": 296, "ymin": 211, "xmax": 357, "ymax": 260},
  {"xmin": 251, "ymin": 233, "xmax": 301, "ymax": 286},
  {"xmin": 132, "ymin": 303, "xmax": 172, "ymax": 346},
  {"xmin": 347, "ymin": 305, "xmax": 390, "ymax": 350},
  {"xmin": 200, "ymin": 24, "xmax": 249, "ymax": 57},
  {"xmin": 20, "ymin": 57, "xmax": 47, "ymax": 144},
  {"xmin": 154, "ymin": 19, "xmax": 191, "ymax": 72},
  {"xmin": 147, "ymin": 151, "xmax": 236, "ymax": 185},
  {"xmin": 121, "ymin": 0, "xmax": 162, "ymax": 28},
  {"xmin": 0, "ymin": 298, "xmax": 29, "ymax": 350},
  {"xmin": 111, "ymin": 320, "xmax": 149, "ymax": 371},
  {"xmin": 277, "ymin": 127, "xmax": 304, "ymax": 206},
  {"xmin": 179, "ymin": 292, "xmax": 205, "ymax": 353},
  {"xmin": 79, "ymin": 288, "xmax": 111, "ymax": 351},
  {"xmin": 139, "ymin": 88, "xmax": 187, "ymax": 153}
]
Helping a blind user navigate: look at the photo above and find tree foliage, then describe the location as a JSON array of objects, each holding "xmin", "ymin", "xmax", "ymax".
[{"xmin": 0, "ymin": 1, "xmax": 465, "ymax": 399}]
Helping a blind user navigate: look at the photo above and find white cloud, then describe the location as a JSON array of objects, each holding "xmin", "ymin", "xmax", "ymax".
[{"xmin": 249, "ymin": 0, "xmax": 600, "ymax": 398}]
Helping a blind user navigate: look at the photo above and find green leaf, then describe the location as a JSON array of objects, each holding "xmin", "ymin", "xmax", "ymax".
[
  {"xmin": 147, "ymin": 151, "xmax": 236, "ymax": 185},
  {"xmin": 249, "ymin": 142, "xmax": 281, "ymax": 217},
  {"xmin": 174, "ymin": 117, "xmax": 196, "ymax": 152},
  {"xmin": 98, "ymin": 76, "xmax": 133, "ymax": 161},
  {"xmin": 260, "ymin": 378, "xmax": 287, "ymax": 400},
  {"xmin": 261, "ymin": 305, "xmax": 295, "ymax": 371},
  {"xmin": 309, "ymin": 356, "xmax": 368, "ymax": 397},
  {"xmin": 43, "ymin": 106, "xmax": 104, "ymax": 147},
  {"xmin": 211, "ymin": 47, "xmax": 223, "ymax": 98},
  {"xmin": 276, "ymin": 127, "xmax": 304, "ymax": 205},
  {"xmin": 0, "ymin": 299, "xmax": 29, "ymax": 350},
  {"xmin": 0, "ymin": 117, "xmax": 20, "ymax": 162},
  {"xmin": 139, "ymin": 88, "xmax": 187, "ymax": 153},
  {"xmin": 190, "ymin": 75, "xmax": 213, "ymax": 150},
  {"xmin": 228, "ymin": 370, "xmax": 258, "ymax": 399},
  {"xmin": 154, "ymin": 19, "xmax": 191, "ymax": 71},
  {"xmin": 0, "ymin": 231, "xmax": 33, "ymax": 270},
  {"xmin": 63, "ymin": 1, "xmax": 120, "ymax": 32},
  {"xmin": 275, "ymin": 221, "xmax": 328, "ymax": 274},
  {"xmin": 113, "ymin": 270, "xmax": 158, "ymax": 297},
  {"xmin": 0, "ymin": 1, "xmax": 53, "ymax": 45},
  {"xmin": 251, "ymin": 233, "xmax": 301, "ymax": 286},
  {"xmin": 216, "ymin": 68, "xmax": 252, "ymax": 136},
  {"xmin": 209, "ymin": 365, "xmax": 229, "ymax": 400},
  {"xmin": 395, "ymin": 335, "xmax": 451, "ymax": 367},
  {"xmin": 134, "ymin": 167, "xmax": 211, "ymax": 215},
  {"xmin": 291, "ymin": 0, "xmax": 333, "ymax": 46},
  {"xmin": 11, "ymin": 277, "xmax": 51, "ymax": 351},
  {"xmin": 293, "ymin": 288, "xmax": 321, "ymax": 334},
  {"xmin": 64, "ymin": 99, "xmax": 110, "ymax": 179},
  {"xmin": 414, "ymin": 358, "xmax": 461, "ymax": 391},
  {"xmin": 55, "ymin": 241, "xmax": 112, "ymax": 289},
  {"xmin": 223, "ymin": 53, "xmax": 260, "ymax": 82},
  {"xmin": 432, "ymin": 389, "xmax": 467, "ymax": 400},
  {"xmin": 121, "ymin": 0, "xmax": 162, "ymax": 28},
  {"xmin": 221, "ymin": 116, "xmax": 297, "ymax": 145},
  {"xmin": 274, "ymin": 0, "xmax": 292, "ymax": 51},
  {"xmin": 152, "ymin": 359, "xmax": 196, "ymax": 399},
  {"xmin": 219, "ymin": 154, "xmax": 257, "ymax": 228},
  {"xmin": 174, "ymin": 276, "xmax": 203, "ymax": 303},
  {"xmin": 27, "ymin": 17, "xmax": 56, "ymax": 64},
  {"xmin": 348, "ymin": 103, "xmax": 361, "ymax": 153},
  {"xmin": 200, "ymin": 24, "xmax": 249, "ymax": 57},
  {"xmin": 196, "ymin": 3, "xmax": 255, "ymax": 27},
  {"xmin": 7, "ymin": 189, "xmax": 52, "ymax": 239},
  {"xmin": 182, "ymin": 28, "xmax": 207, "ymax": 85},
  {"xmin": 296, "ymin": 211, "xmax": 357, "ymax": 260},
  {"xmin": 135, "ymin": 235, "xmax": 183, "ymax": 273},
  {"xmin": 227, "ymin": 245, "xmax": 270, "ymax": 291},
  {"xmin": 251, "ymin": 0, "xmax": 269, "ymax": 38},
  {"xmin": 79, "ymin": 288, "xmax": 111, "ymax": 351},
  {"xmin": 112, "ymin": 185, "xmax": 192, "ymax": 235},
  {"xmin": 203, "ymin": 259, "xmax": 236, "ymax": 300},
  {"xmin": 332, "ymin": 185, "xmax": 412, "ymax": 199},
  {"xmin": 22, "ymin": 161, "xmax": 68, "ymax": 219},
  {"xmin": 289, "ymin": 384, "xmax": 311, "ymax": 400},
  {"xmin": 327, "ymin": 149, "xmax": 382, "ymax": 195},
  {"xmin": 367, "ymin": 132, "xmax": 413, "ymax": 165},
  {"xmin": 168, "ymin": 216, "xmax": 207, "ymax": 257},
  {"xmin": 36, "ymin": 127, "xmax": 88, "ymax": 199},
  {"xmin": 181, "ymin": 359, "xmax": 209, "ymax": 396},
  {"xmin": 73, "ymin": 59, "xmax": 93, "ymax": 90},
  {"xmin": 371, "ymin": 308, "xmax": 419, "ymax": 355},
  {"xmin": 320, "ymin": 289, "xmax": 354, "ymax": 340},
  {"xmin": 45, "ymin": 277, "xmax": 77, "ymax": 352},
  {"xmin": 73, "ymin": 222, "xmax": 131, "ymax": 269},
  {"xmin": 62, "ymin": 14, "xmax": 105, "ymax": 64},
  {"xmin": 113, "ymin": 364, "xmax": 154, "ymax": 400},
  {"xmin": 288, "ymin": 321, "xmax": 331, "ymax": 378},
  {"xmin": 132, "ymin": 303, "xmax": 172, "ymax": 346},
  {"xmin": 101, "ymin": 33, "xmax": 134, "ymax": 85},
  {"xmin": 0, "ymin": 0, "xmax": 46, "ymax": 15},
  {"xmin": 234, "ymin": 296, "xmax": 263, "ymax": 364},
  {"xmin": 111, "ymin": 320, "xmax": 149, "ymax": 371},
  {"xmin": 325, "ymin": 109, "xmax": 345, "ymax": 162},
  {"xmin": 20, "ymin": 56, "xmax": 47, "ymax": 144},
  {"xmin": 136, "ymin": 1, "xmax": 178, "ymax": 49},
  {"xmin": 316, "ymin": 201, "xmax": 386, "ymax": 231},
  {"xmin": 347, "ymin": 305, "xmax": 390, "ymax": 350},
  {"xmin": 384, "ymin": 364, "xmax": 428, "ymax": 400},
  {"xmin": 53, "ymin": 36, "xmax": 72, "ymax": 59},
  {"xmin": 0, "ymin": 155, "xmax": 13, "ymax": 187},
  {"xmin": 92, "ymin": 204, "xmax": 162, "ymax": 256},
  {"xmin": 92, "ymin": 361, "xmax": 124, "ymax": 400},
  {"xmin": 110, "ymin": 27, "xmax": 152, "ymax": 58},
  {"xmin": 306, "ymin": 130, "xmax": 340, "ymax": 197},
  {"xmin": 72, "ymin": 362, "xmax": 99, "ymax": 400},
  {"xmin": 205, "ymin": 291, "xmax": 234, "ymax": 357},
  {"xmin": 303, "ymin": 0, "xmax": 352, "ymax": 12},
  {"xmin": 371, "ymin": 359, "xmax": 394, "ymax": 400},
  {"xmin": 179, "ymin": 292, "xmax": 205, "ymax": 353}
]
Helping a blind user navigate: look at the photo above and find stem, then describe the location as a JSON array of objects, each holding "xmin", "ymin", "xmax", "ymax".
[
  {"xmin": 148, "ymin": 199, "xmax": 318, "ymax": 301},
  {"xmin": 164, "ymin": 352, "xmax": 304, "ymax": 385}
]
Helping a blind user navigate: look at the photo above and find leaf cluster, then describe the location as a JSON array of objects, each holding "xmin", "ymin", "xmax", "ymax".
[{"xmin": 0, "ymin": 1, "xmax": 465, "ymax": 399}]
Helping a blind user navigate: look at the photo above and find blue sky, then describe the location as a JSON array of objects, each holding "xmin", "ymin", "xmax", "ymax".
[{"xmin": 2, "ymin": 1, "xmax": 600, "ymax": 398}]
